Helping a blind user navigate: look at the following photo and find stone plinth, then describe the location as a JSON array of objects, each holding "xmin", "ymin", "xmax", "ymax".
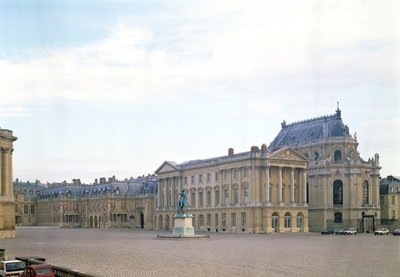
[{"xmin": 172, "ymin": 214, "xmax": 194, "ymax": 236}]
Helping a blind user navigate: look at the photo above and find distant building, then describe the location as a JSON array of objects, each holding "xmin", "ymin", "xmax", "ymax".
[
  {"xmin": 380, "ymin": 176, "xmax": 400, "ymax": 227},
  {"xmin": 268, "ymin": 108, "xmax": 381, "ymax": 232},
  {"xmin": 0, "ymin": 128, "xmax": 17, "ymax": 238},
  {"xmin": 13, "ymin": 175, "xmax": 158, "ymax": 230},
  {"xmin": 155, "ymin": 145, "xmax": 309, "ymax": 234}
]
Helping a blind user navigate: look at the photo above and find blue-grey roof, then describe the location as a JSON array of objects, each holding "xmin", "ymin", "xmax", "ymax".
[
  {"xmin": 269, "ymin": 109, "xmax": 352, "ymax": 151},
  {"xmin": 380, "ymin": 176, "xmax": 400, "ymax": 194}
]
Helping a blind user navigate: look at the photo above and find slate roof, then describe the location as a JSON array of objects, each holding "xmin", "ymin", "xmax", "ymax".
[
  {"xmin": 380, "ymin": 176, "xmax": 400, "ymax": 194},
  {"xmin": 269, "ymin": 108, "xmax": 352, "ymax": 151}
]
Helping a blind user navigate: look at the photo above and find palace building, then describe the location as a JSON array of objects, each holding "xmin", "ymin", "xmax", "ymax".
[
  {"xmin": 268, "ymin": 108, "xmax": 381, "ymax": 232},
  {"xmin": 155, "ymin": 145, "xmax": 309, "ymax": 234},
  {"xmin": 0, "ymin": 127, "xmax": 18, "ymax": 238}
]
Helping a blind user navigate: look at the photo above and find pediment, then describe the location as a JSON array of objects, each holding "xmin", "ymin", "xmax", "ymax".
[
  {"xmin": 267, "ymin": 147, "xmax": 307, "ymax": 162},
  {"xmin": 155, "ymin": 161, "xmax": 179, "ymax": 174}
]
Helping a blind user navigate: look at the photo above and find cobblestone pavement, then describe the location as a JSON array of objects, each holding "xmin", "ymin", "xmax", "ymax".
[{"xmin": 1, "ymin": 227, "xmax": 399, "ymax": 277}]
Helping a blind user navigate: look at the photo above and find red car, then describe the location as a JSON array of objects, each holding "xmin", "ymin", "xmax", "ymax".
[{"xmin": 19, "ymin": 264, "xmax": 55, "ymax": 277}]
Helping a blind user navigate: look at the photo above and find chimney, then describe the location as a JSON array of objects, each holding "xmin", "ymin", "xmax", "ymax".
[
  {"xmin": 228, "ymin": 148, "xmax": 234, "ymax": 157},
  {"xmin": 261, "ymin": 144, "xmax": 267, "ymax": 154},
  {"xmin": 251, "ymin": 146, "xmax": 259, "ymax": 153}
]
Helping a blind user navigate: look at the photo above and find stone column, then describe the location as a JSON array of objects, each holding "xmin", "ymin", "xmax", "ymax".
[
  {"xmin": 2, "ymin": 148, "xmax": 10, "ymax": 196},
  {"xmin": 170, "ymin": 178, "xmax": 174, "ymax": 209},
  {"xmin": 163, "ymin": 180, "xmax": 168, "ymax": 210},
  {"xmin": 290, "ymin": 168, "xmax": 295, "ymax": 206},
  {"xmin": 265, "ymin": 166, "xmax": 270, "ymax": 205},
  {"xmin": 279, "ymin": 167, "xmax": 283, "ymax": 206},
  {"xmin": 157, "ymin": 178, "xmax": 162, "ymax": 209},
  {"xmin": 302, "ymin": 169, "xmax": 308, "ymax": 206},
  {"xmin": 8, "ymin": 148, "xmax": 13, "ymax": 196}
]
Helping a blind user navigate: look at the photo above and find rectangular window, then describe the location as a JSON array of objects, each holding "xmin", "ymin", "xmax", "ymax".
[
  {"xmin": 207, "ymin": 190, "xmax": 211, "ymax": 207},
  {"xmin": 31, "ymin": 205, "xmax": 35, "ymax": 214},
  {"xmin": 184, "ymin": 176, "xmax": 187, "ymax": 185},
  {"xmin": 215, "ymin": 213, "xmax": 219, "ymax": 226},
  {"xmin": 244, "ymin": 187, "xmax": 249, "ymax": 203},
  {"xmin": 234, "ymin": 169, "xmax": 238, "ymax": 179},
  {"xmin": 215, "ymin": 172, "xmax": 219, "ymax": 181},
  {"xmin": 199, "ymin": 175, "xmax": 203, "ymax": 184},
  {"xmin": 392, "ymin": 196, "xmax": 395, "ymax": 205},
  {"xmin": 24, "ymin": 205, "xmax": 28, "ymax": 214},
  {"xmin": 199, "ymin": 191, "xmax": 204, "ymax": 208},
  {"xmin": 241, "ymin": 212, "xmax": 246, "ymax": 226},
  {"xmin": 222, "ymin": 213, "xmax": 226, "ymax": 226},
  {"xmin": 392, "ymin": 210, "xmax": 396, "ymax": 219},
  {"xmin": 243, "ymin": 168, "xmax": 248, "ymax": 178},
  {"xmin": 207, "ymin": 174, "xmax": 211, "ymax": 183},
  {"xmin": 207, "ymin": 214, "xmax": 211, "ymax": 226},
  {"xmin": 224, "ymin": 170, "xmax": 229, "ymax": 180},
  {"xmin": 231, "ymin": 213, "xmax": 236, "ymax": 227},
  {"xmin": 191, "ymin": 176, "xmax": 195, "ymax": 185}
]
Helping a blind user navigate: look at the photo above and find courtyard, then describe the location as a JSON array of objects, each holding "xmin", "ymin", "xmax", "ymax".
[{"xmin": 1, "ymin": 227, "xmax": 399, "ymax": 277}]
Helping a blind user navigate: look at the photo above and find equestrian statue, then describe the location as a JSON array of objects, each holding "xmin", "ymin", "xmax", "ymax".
[{"xmin": 176, "ymin": 189, "xmax": 190, "ymax": 216}]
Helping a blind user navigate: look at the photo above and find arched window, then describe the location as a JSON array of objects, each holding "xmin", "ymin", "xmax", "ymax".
[
  {"xmin": 284, "ymin": 212, "xmax": 291, "ymax": 228},
  {"xmin": 272, "ymin": 212, "xmax": 279, "ymax": 229},
  {"xmin": 362, "ymin": 181, "xmax": 369, "ymax": 204},
  {"xmin": 296, "ymin": 212, "xmax": 304, "ymax": 229},
  {"xmin": 233, "ymin": 187, "xmax": 239, "ymax": 205},
  {"xmin": 334, "ymin": 212, "xmax": 342, "ymax": 223},
  {"xmin": 333, "ymin": 180, "xmax": 343, "ymax": 205},
  {"xmin": 334, "ymin": 150, "xmax": 342, "ymax": 163}
]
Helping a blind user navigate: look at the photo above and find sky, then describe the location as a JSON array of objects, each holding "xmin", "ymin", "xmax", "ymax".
[{"xmin": 1, "ymin": 0, "xmax": 399, "ymax": 184}]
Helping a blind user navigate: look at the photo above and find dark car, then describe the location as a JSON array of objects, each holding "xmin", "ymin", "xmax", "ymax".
[
  {"xmin": 321, "ymin": 228, "xmax": 334, "ymax": 235},
  {"xmin": 19, "ymin": 264, "xmax": 55, "ymax": 277},
  {"xmin": 393, "ymin": 228, "xmax": 400, "ymax": 236}
]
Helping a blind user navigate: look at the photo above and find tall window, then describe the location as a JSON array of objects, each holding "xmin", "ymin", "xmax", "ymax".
[
  {"xmin": 215, "ymin": 213, "xmax": 219, "ymax": 226},
  {"xmin": 272, "ymin": 212, "xmax": 279, "ymax": 229},
  {"xmin": 215, "ymin": 172, "xmax": 219, "ymax": 181},
  {"xmin": 207, "ymin": 174, "xmax": 211, "ymax": 183},
  {"xmin": 333, "ymin": 180, "xmax": 343, "ymax": 205},
  {"xmin": 224, "ymin": 188, "xmax": 229, "ymax": 205},
  {"xmin": 231, "ymin": 213, "xmax": 236, "ymax": 227},
  {"xmin": 241, "ymin": 212, "xmax": 246, "ymax": 226},
  {"xmin": 207, "ymin": 214, "xmax": 211, "ymax": 226},
  {"xmin": 243, "ymin": 168, "xmax": 248, "ymax": 178},
  {"xmin": 199, "ymin": 175, "xmax": 203, "ymax": 184},
  {"xmin": 362, "ymin": 181, "xmax": 369, "ymax": 204},
  {"xmin": 198, "ymin": 191, "xmax": 204, "ymax": 208},
  {"xmin": 191, "ymin": 176, "xmax": 195, "ymax": 185},
  {"xmin": 199, "ymin": 214, "xmax": 205, "ymax": 226},
  {"xmin": 284, "ymin": 212, "xmax": 291, "ymax": 228},
  {"xmin": 233, "ymin": 188, "xmax": 239, "ymax": 205},
  {"xmin": 334, "ymin": 150, "xmax": 342, "ymax": 163},
  {"xmin": 215, "ymin": 189, "xmax": 220, "ymax": 206},
  {"xmin": 243, "ymin": 187, "xmax": 249, "ymax": 203},
  {"xmin": 222, "ymin": 213, "xmax": 226, "ymax": 226},
  {"xmin": 296, "ymin": 213, "xmax": 303, "ymax": 228},
  {"xmin": 191, "ymin": 191, "xmax": 196, "ymax": 208},
  {"xmin": 206, "ymin": 190, "xmax": 211, "ymax": 207}
]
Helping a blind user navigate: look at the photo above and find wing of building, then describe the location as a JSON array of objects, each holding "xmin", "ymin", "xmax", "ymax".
[
  {"xmin": 155, "ymin": 145, "xmax": 309, "ymax": 234},
  {"xmin": 269, "ymin": 108, "xmax": 381, "ymax": 232}
]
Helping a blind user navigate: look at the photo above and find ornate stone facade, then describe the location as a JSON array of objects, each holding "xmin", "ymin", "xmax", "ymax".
[
  {"xmin": 269, "ymin": 108, "xmax": 381, "ymax": 232},
  {"xmin": 0, "ymin": 128, "xmax": 17, "ymax": 238},
  {"xmin": 155, "ymin": 146, "xmax": 309, "ymax": 234}
]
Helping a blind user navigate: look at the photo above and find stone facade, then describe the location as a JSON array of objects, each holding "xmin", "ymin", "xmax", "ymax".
[
  {"xmin": 268, "ymin": 108, "xmax": 381, "ymax": 232},
  {"xmin": 0, "ymin": 128, "xmax": 17, "ymax": 238},
  {"xmin": 13, "ymin": 177, "xmax": 157, "ymax": 230},
  {"xmin": 155, "ymin": 146, "xmax": 309, "ymax": 234}
]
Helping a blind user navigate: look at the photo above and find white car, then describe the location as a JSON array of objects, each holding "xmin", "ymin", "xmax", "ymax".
[
  {"xmin": 0, "ymin": 260, "xmax": 26, "ymax": 276},
  {"xmin": 343, "ymin": 228, "xmax": 357, "ymax": 235},
  {"xmin": 374, "ymin": 228, "xmax": 390, "ymax": 235}
]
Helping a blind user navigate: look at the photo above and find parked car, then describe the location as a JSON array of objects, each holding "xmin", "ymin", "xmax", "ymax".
[
  {"xmin": 335, "ymin": 228, "xmax": 346, "ymax": 235},
  {"xmin": 343, "ymin": 228, "xmax": 357, "ymax": 235},
  {"xmin": 19, "ymin": 264, "xmax": 55, "ymax": 277},
  {"xmin": 392, "ymin": 228, "xmax": 400, "ymax": 236},
  {"xmin": 0, "ymin": 260, "xmax": 26, "ymax": 277},
  {"xmin": 321, "ymin": 228, "xmax": 334, "ymax": 235},
  {"xmin": 374, "ymin": 228, "xmax": 390, "ymax": 235}
]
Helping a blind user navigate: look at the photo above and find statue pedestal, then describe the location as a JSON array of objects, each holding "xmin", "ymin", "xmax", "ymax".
[{"xmin": 173, "ymin": 214, "xmax": 194, "ymax": 236}]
